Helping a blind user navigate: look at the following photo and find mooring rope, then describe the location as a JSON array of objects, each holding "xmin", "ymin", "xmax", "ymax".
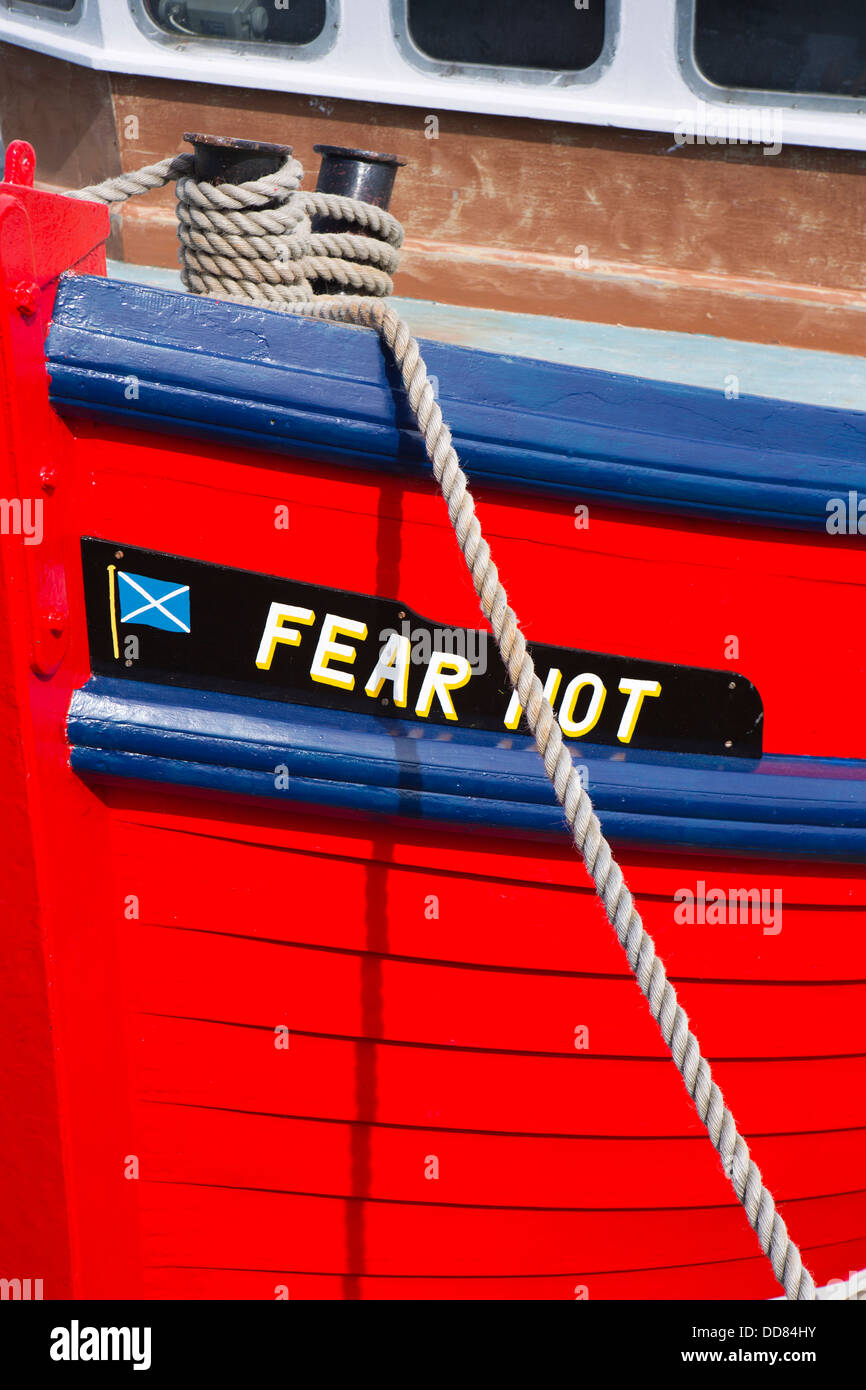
[
  {"xmin": 298, "ymin": 297, "xmax": 818, "ymax": 1303},
  {"xmin": 68, "ymin": 153, "xmax": 402, "ymax": 305},
  {"xmin": 69, "ymin": 154, "xmax": 817, "ymax": 1300}
]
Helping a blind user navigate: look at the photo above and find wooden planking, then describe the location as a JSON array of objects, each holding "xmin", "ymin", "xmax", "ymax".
[
  {"xmin": 0, "ymin": 42, "xmax": 121, "ymax": 191},
  {"xmin": 124, "ymin": 920, "xmax": 866, "ymax": 1061},
  {"xmin": 115, "ymin": 820, "xmax": 866, "ymax": 982},
  {"xmin": 104, "ymin": 68, "xmax": 866, "ymax": 352},
  {"xmin": 5, "ymin": 47, "xmax": 866, "ymax": 348},
  {"xmin": 139, "ymin": 1233, "xmax": 866, "ymax": 1299},
  {"xmin": 113, "ymin": 775, "xmax": 862, "ymax": 1288},
  {"xmin": 132, "ymin": 1014, "xmax": 866, "ymax": 1139},
  {"xmin": 392, "ymin": 241, "xmax": 866, "ymax": 360},
  {"xmin": 107, "ymin": 80, "xmax": 866, "ymax": 289},
  {"xmin": 134, "ymin": 1102, "xmax": 866, "ymax": 1209},
  {"xmin": 136, "ymin": 1183, "xmax": 866, "ymax": 1279},
  {"xmin": 111, "ymin": 791, "xmax": 866, "ymax": 908},
  {"xmin": 120, "ymin": 210, "xmax": 866, "ymax": 358}
]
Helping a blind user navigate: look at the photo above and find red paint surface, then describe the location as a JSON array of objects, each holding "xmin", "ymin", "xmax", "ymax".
[
  {"xmin": 71, "ymin": 419, "xmax": 866, "ymax": 760},
  {"xmin": 0, "ymin": 179, "xmax": 863, "ymax": 1301}
]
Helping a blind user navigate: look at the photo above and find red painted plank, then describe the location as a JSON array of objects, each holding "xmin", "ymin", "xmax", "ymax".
[
  {"xmin": 134, "ymin": 1103, "xmax": 866, "ymax": 1209},
  {"xmin": 125, "ymin": 920, "xmax": 866, "ymax": 1060},
  {"xmin": 139, "ymin": 1232, "xmax": 866, "ymax": 1300},
  {"xmin": 136, "ymin": 1182, "xmax": 864, "ymax": 1278},
  {"xmin": 109, "ymin": 793, "xmax": 866, "ymax": 908},
  {"xmin": 115, "ymin": 819, "xmax": 866, "ymax": 982},
  {"xmin": 133, "ymin": 1014, "xmax": 866, "ymax": 1138}
]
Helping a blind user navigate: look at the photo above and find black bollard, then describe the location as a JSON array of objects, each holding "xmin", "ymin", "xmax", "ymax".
[
  {"xmin": 310, "ymin": 144, "xmax": 406, "ymax": 293},
  {"xmin": 184, "ymin": 133, "xmax": 293, "ymax": 209},
  {"xmin": 313, "ymin": 144, "xmax": 406, "ymax": 225}
]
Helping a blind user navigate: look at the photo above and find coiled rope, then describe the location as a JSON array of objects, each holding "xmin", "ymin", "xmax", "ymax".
[
  {"xmin": 69, "ymin": 152, "xmax": 816, "ymax": 1300},
  {"xmin": 69, "ymin": 152, "xmax": 402, "ymax": 305}
]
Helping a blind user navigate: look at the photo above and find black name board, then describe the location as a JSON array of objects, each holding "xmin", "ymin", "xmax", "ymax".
[{"xmin": 81, "ymin": 539, "xmax": 763, "ymax": 757}]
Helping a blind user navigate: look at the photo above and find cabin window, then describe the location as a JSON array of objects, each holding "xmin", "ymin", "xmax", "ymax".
[
  {"xmin": 5, "ymin": 0, "xmax": 78, "ymax": 10},
  {"xmin": 142, "ymin": 0, "xmax": 328, "ymax": 45},
  {"xmin": 692, "ymin": 0, "xmax": 866, "ymax": 99},
  {"xmin": 405, "ymin": 0, "xmax": 606, "ymax": 73}
]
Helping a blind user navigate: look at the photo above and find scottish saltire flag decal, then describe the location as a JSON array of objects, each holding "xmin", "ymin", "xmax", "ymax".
[{"xmin": 117, "ymin": 570, "xmax": 191, "ymax": 634}]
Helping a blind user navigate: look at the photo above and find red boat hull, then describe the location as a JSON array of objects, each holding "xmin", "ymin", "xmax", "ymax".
[{"xmin": 1, "ymin": 166, "xmax": 864, "ymax": 1302}]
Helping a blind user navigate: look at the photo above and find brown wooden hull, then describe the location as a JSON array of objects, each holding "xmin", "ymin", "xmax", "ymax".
[{"xmin": 3, "ymin": 39, "xmax": 866, "ymax": 356}]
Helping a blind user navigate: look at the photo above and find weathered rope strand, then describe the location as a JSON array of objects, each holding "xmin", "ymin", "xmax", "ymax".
[
  {"xmin": 70, "ymin": 156, "xmax": 817, "ymax": 1301},
  {"xmin": 66, "ymin": 153, "xmax": 194, "ymax": 204}
]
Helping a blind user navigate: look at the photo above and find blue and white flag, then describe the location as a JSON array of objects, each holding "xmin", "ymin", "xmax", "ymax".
[{"xmin": 117, "ymin": 570, "xmax": 190, "ymax": 634}]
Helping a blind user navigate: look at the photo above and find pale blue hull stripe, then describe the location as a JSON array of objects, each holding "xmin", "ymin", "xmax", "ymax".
[{"xmin": 105, "ymin": 261, "xmax": 866, "ymax": 413}]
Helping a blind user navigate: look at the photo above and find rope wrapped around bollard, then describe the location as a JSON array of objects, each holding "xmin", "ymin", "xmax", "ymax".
[{"xmin": 69, "ymin": 146, "xmax": 402, "ymax": 306}]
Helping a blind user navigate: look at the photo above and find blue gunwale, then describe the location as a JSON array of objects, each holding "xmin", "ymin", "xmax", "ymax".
[
  {"xmin": 46, "ymin": 274, "xmax": 866, "ymax": 532},
  {"xmin": 68, "ymin": 679, "xmax": 866, "ymax": 862}
]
